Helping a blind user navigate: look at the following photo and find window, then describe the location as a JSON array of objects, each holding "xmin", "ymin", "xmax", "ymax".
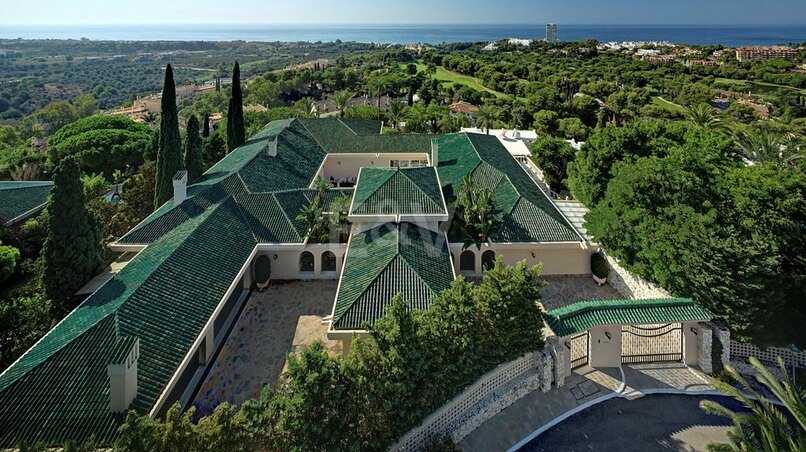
[
  {"xmin": 322, "ymin": 251, "xmax": 337, "ymax": 272},
  {"xmin": 460, "ymin": 250, "xmax": 475, "ymax": 273},
  {"xmin": 481, "ymin": 250, "xmax": 496, "ymax": 271},
  {"xmin": 390, "ymin": 160, "xmax": 400, "ymax": 167},
  {"xmin": 299, "ymin": 251, "xmax": 315, "ymax": 273}
]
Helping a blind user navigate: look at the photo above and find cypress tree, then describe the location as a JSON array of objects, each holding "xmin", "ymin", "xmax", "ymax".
[
  {"xmin": 184, "ymin": 115, "xmax": 204, "ymax": 183},
  {"xmin": 202, "ymin": 112, "xmax": 210, "ymax": 138},
  {"xmin": 42, "ymin": 156, "xmax": 104, "ymax": 313},
  {"xmin": 226, "ymin": 61, "xmax": 246, "ymax": 152},
  {"xmin": 154, "ymin": 64, "xmax": 183, "ymax": 209}
]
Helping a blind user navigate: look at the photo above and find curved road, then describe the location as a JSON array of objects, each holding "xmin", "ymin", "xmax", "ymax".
[{"xmin": 519, "ymin": 394, "xmax": 743, "ymax": 451}]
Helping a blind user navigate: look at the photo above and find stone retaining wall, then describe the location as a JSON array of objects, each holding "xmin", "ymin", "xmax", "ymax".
[
  {"xmin": 697, "ymin": 322, "xmax": 714, "ymax": 374},
  {"xmin": 602, "ymin": 251, "xmax": 671, "ymax": 300},
  {"xmin": 391, "ymin": 341, "xmax": 559, "ymax": 451}
]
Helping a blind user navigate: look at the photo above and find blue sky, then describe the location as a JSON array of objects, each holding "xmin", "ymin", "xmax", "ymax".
[{"xmin": 2, "ymin": 0, "xmax": 804, "ymax": 25}]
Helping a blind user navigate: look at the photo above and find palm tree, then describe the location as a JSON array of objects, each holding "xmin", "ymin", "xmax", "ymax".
[
  {"xmin": 296, "ymin": 199, "xmax": 324, "ymax": 243},
  {"xmin": 701, "ymin": 357, "xmax": 805, "ymax": 451},
  {"xmin": 733, "ymin": 131, "xmax": 804, "ymax": 167},
  {"xmin": 294, "ymin": 97, "xmax": 315, "ymax": 118},
  {"xmin": 332, "ymin": 90, "xmax": 355, "ymax": 118},
  {"xmin": 387, "ymin": 98, "xmax": 405, "ymax": 130},
  {"xmin": 454, "ymin": 174, "xmax": 501, "ymax": 250},
  {"xmin": 476, "ymin": 105, "xmax": 497, "ymax": 134},
  {"xmin": 143, "ymin": 111, "xmax": 158, "ymax": 125},
  {"xmin": 404, "ymin": 103, "xmax": 428, "ymax": 133},
  {"xmin": 684, "ymin": 103, "xmax": 731, "ymax": 134},
  {"xmin": 328, "ymin": 195, "xmax": 352, "ymax": 242}
]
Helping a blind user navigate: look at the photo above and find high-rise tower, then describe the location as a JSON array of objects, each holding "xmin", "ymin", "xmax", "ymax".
[{"xmin": 546, "ymin": 23, "xmax": 558, "ymax": 43}]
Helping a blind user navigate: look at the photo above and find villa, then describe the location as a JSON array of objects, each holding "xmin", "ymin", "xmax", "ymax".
[{"xmin": 0, "ymin": 118, "xmax": 712, "ymax": 446}]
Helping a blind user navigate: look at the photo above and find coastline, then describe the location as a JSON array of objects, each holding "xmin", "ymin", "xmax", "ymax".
[{"xmin": 1, "ymin": 24, "xmax": 804, "ymax": 46}]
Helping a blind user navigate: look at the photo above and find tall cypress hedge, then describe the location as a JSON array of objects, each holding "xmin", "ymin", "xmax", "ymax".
[
  {"xmin": 42, "ymin": 156, "xmax": 104, "ymax": 312},
  {"xmin": 184, "ymin": 115, "xmax": 204, "ymax": 183},
  {"xmin": 226, "ymin": 61, "xmax": 245, "ymax": 152},
  {"xmin": 154, "ymin": 64, "xmax": 183, "ymax": 209}
]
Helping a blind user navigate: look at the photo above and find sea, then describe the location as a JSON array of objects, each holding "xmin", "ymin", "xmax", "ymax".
[{"xmin": 0, "ymin": 24, "xmax": 804, "ymax": 47}]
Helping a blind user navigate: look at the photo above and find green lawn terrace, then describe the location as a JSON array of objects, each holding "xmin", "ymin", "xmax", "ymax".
[{"xmin": 0, "ymin": 117, "xmax": 612, "ymax": 447}]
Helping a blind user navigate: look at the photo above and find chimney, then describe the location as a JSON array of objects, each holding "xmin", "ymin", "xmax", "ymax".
[
  {"xmin": 108, "ymin": 337, "xmax": 139, "ymax": 413},
  {"xmin": 268, "ymin": 138, "xmax": 278, "ymax": 157},
  {"xmin": 172, "ymin": 170, "xmax": 187, "ymax": 206},
  {"xmin": 431, "ymin": 140, "xmax": 439, "ymax": 168}
]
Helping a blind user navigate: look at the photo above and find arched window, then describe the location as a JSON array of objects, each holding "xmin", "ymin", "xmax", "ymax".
[
  {"xmin": 460, "ymin": 250, "xmax": 475, "ymax": 273},
  {"xmin": 299, "ymin": 251, "xmax": 315, "ymax": 273},
  {"xmin": 322, "ymin": 251, "xmax": 337, "ymax": 272},
  {"xmin": 481, "ymin": 250, "xmax": 496, "ymax": 271}
]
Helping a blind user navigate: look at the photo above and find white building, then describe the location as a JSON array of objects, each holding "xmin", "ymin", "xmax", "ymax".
[{"xmin": 546, "ymin": 23, "xmax": 558, "ymax": 43}]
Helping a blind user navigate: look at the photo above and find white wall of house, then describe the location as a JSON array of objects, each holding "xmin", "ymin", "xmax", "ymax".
[
  {"xmin": 254, "ymin": 244, "xmax": 347, "ymax": 280},
  {"xmin": 318, "ymin": 153, "xmax": 430, "ymax": 181},
  {"xmin": 450, "ymin": 242, "xmax": 594, "ymax": 277},
  {"xmin": 683, "ymin": 321, "xmax": 700, "ymax": 366}
]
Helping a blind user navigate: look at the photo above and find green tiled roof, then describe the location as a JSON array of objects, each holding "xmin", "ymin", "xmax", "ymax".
[
  {"xmin": 0, "ymin": 117, "xmax": 584, "ymax": 446},
  {"xmin": 436, "ymin": 133, "xmax": 580, "ymax": 243},
  {"xmin": 298, "ymin": 118, "xmax": 433, "ymax": 154},
  {"xmin": 333, "ymin": 223, "xmax": 454, "ymax": 330},
  {"xmin": 0, "ymin": 195, "xmax": 249, "ymax": 446},
  {"xmin": 350, "ymin": 167, "xmax": 446, "ymax": 216},
  {"xmin": 0, "ymin": 181, "xmax": 53, "ymax": 225},
  {"xmin": 545, "ymin": 298, "xmax": 712, "ymax": 337}
]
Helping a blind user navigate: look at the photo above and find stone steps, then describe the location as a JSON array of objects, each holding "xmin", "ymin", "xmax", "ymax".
[{"xmin": 554, "ymin": 200, "xmax": 593, "ymax": 243}]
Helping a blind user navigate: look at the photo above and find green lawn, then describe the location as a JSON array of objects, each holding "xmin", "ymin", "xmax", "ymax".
[
  {"xmin": 715, "ymin": 77, "xmax": 805, "ymax": 94},
  {"xmin": 402, "ymin": 63, "xmax": 507, "ymax": 98},
  {"xmin": 651, "ymin": 96, "xmax": 687, "ymax": 113}
]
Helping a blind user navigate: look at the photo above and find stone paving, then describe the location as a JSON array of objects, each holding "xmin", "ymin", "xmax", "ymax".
[
  {"xmin": 458, "ymin": 363, "xmax": 714, "ymax": 451},
  {"xmin": 193, "ymin": 280, "xmax": 340, "ymax": 413},
  {"xmin": 540, "ymin": 275, "xmax": 623, "ymax": 311}
]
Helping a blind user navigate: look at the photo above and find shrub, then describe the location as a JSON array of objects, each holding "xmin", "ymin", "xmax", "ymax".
[
  {"xmin": 591, "ymin": 252, "xmax": 609, "ymax": 279},
  {"xmin": 0, "ymin": 242, "xmax": 20, "ymax": 283}
]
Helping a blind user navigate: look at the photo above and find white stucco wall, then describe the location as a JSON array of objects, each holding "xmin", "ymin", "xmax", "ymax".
[
  {"xmin": 319, "ymin": 153, "xmax": 430, "ymax": 181},
  {"xmin": 683, "ymin": 321, "xmax": 700, "ymax": 366},
  {"xmin": 254, "ymin": 245, "xmax": 347, "ymax": 280},
  {"xmin": 450, "ymin": 243, "xmax": 593, "ymax": 277},
  {"xmin": 588, "ymin": 326, "xmax": 621, "ymax": 367}
]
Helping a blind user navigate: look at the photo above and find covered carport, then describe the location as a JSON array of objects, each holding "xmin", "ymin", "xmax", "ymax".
[{"xmin": 545, "ymin": 298, "xmax": 713, "ymax": 374}]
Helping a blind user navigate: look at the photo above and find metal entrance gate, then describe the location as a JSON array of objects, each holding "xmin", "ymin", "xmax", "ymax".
[
  {"xmin": 621, "ymin": 323, "xmax": 683, "ymax": 364},
  {"xmin": 568, "ymin": 332, "xmax": 589, "ymax": 369}
]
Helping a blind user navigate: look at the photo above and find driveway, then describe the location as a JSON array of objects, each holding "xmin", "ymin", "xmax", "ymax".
[{"xmin": 520, "ymin": 394, "xmax": 739, "ymax": 451}]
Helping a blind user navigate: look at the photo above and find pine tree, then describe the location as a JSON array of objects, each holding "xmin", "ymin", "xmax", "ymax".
[
  {"xmin": 42, "ymin": 156, "xmax": 104, "ymax": 313},
  {"xmin": 154, "ymin": 64, "xmax": 183, "ymax": 209},
  {"xmin": 202, "ymin": 112, "xmax": 210, "ymax": 138},
  {"xmin": 184, "ymin": 115, "xmax": 204, "ymax": 183},
  {"xmin": 226, "ymin": 61, "xmax": 246, "ymax": 152}
]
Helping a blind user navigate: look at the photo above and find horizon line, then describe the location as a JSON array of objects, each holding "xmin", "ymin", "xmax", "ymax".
[{"xmin": 1, "ymin": 22, "xmax": 803, "ymax": 27}]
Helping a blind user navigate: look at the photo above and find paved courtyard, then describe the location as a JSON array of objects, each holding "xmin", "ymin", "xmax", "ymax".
[
  {"xmin": 540, "ymin": 275, "xmax": 623, "ymax": 310},
  {"xmin": 194, "ymin": 280, "xmax": 340, "ymax": 412}
]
